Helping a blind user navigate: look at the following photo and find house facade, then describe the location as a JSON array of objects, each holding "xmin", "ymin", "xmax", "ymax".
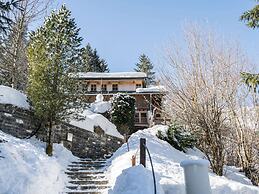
[{"xmin": 77, "ymin": 72, "xmax": 165, "ymax": 129}]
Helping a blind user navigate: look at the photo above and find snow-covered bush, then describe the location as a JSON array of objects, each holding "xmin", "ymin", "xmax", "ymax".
[
  {"xmin": 110, "ymin": 93, "xmax": 135, "ymax": 135},
  {"xmin": 157, "ymin": 123, "xmax": 196, "ymax": 152}
]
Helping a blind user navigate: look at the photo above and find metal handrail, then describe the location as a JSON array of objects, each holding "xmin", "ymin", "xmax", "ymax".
[{"xmin": 143, "ymin": 144, "xmax": 157, "ymax": 194}]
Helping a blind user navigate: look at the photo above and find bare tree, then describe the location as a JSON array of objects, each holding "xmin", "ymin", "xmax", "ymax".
[
  {"xmin": 0, "ymin": 0, "xmax": 53, "ymax": 90},
  {"xmin": 161, "ymin": 26, "xmax": 250, "ymax": 176},
  {"xmin": 226, "ymin": 79, "xmax": 259, "ymax": 185}
]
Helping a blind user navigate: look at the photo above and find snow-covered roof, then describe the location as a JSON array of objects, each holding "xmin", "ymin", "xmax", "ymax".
[
  {"xmin": 136, "ymin": 85, "xmax": 166, "ymax": 93},
  {"xmin": 77, "ymin": 72, "xmax": 147, "ymax": 80}
]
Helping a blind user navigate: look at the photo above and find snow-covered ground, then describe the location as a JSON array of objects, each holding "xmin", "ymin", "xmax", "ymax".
[
  {"xmin": 90, "ymin": 94, "xmax": 111, "ymax": 113},
  {"xmin": 0, "ymin": 85, "xmax": 30, "ymax": 109},
  {"xmin": 69, "ymin": 94, "xmax": 122, "ymax": 138},
  {"xmin": 0, "ymin": 130, "xmax": 76, "ymax": 194},
  {"xmin": 69, "ymin": 109, "xmax": 123, "ymax": 138},
  {"xmin": 107, "ymin": 125, "xmax": 259, "ymax": 194}
]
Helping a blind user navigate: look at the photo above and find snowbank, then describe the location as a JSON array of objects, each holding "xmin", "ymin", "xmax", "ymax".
[
  {"xmin": 69, "ymin": 109, "xmax": 123, "ymax": 139},
  {"xmin": 90, "ymin": 101, "xmax": 111, "ymax": 113},
  {"xmin": 110, "ymin": 165, "xmax": 164, "ymax": 194},
  {"xmin": 0, "ymin": 85, "xmax": 30, "ymax": 109},
  {"xmin": 0, "ymin": 130, "xmax": 76, "ymax": 194},
  {"xmin": 107, "ymin": 125, "xmax": 259, "ymax": 194}
]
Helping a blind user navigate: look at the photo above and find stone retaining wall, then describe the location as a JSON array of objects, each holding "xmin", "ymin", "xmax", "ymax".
[
  {"xmin": 37, "ymin": 123, "xmax": 123, "ymax": 159},
  {"xmin": 0, "ymin": 103, "xmax": 123, "ymax": 159},
  {"xmin": 0, "ymin": 104, "xmax": 38, "ymax": 138}
]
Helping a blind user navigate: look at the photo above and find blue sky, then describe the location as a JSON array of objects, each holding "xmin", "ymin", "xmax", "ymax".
[{"xmin": 56, "ymin": 0, "xmax": 259, "ymax": 72}]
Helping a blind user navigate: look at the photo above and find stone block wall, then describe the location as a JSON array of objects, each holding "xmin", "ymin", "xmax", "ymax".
[
  {"xmin": 0, "ymin": 104, "xmax": 37, "ymax": 138},
  {"xmin": 0, "ymin": 103, "xmax": 123, "ymax": 159},
  {"xmin": 37, "ymin": 122, "xmax": 123, "ymax": 159}
]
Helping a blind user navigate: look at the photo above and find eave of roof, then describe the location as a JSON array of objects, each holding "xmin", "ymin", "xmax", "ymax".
[{"xmin": 76, "ymin": 72, "xmax": 147, "ymax": 80}]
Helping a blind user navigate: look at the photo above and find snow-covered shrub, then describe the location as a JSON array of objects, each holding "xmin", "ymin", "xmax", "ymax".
[
  {"xmin": 157, "ymin": 123, "xmax": 196, "ymax": 152},
  {"xmin": 110, "ymin": 93, "xmax": 135, "ymax": 135}
]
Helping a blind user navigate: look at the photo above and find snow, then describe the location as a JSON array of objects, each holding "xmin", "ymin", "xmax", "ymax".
[
  {"xmin": 90, "ymin": 101, "xmax": 111, "ymax": 113},
  {"xmin": 90, "ymin": 94, "xmax": 111, "ymax": 113},
  {"xmin": 95, "ymin": 94, "xmax": 104, "ymax": 102},
  {"xmin": 0, "ymin": 85, "xmax": 30, "ymax": 109},
  {"xmin": 77, "ymin": 72, "xmax": 147, "ymax": 79},
  {"xmin": 136, "ymin": 85, "xmax": 166, "ymax": 93},
  {"xmin": 16, "ymin": 119, "xmax": 24, "ymax": 124},
  {"xmin": 223, "ymin": 166, "xmax": 253, "ymax": 185},
  {"xmin": 70, "ymin": 93, "xmax": 122, "ymax": 138},
  {"xmin": 4, "ymin": 113, "xmax": 12, "ymax": 117},
  {"xmin": 69, "ymin": 109, "xmax": 123, "ymax": 139},
  {"xmin": 110, "ymin": 165, "xmax": 164, "ymax": 194},
  {"xmin": 106, "ymin": 125, "xmax": 259, "ymax": 194},
  {"xmin": 0, "ymin": 130, "xmax": 76, "ymax": 194}
]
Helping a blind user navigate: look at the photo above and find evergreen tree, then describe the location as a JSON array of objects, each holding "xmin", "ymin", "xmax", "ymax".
[
  {"xmin": 110, "ymin": 93, "xmax": 135, "ymax": 135},
  {"xmin": 27, "ymin": 5, "xmax": 83, "ymax": 156},
  {"xmin": 81, "ymin": 43, "xmax": 109, "ymax": 72},
  {"xmin": 240, "ymin": 1, "xmax": 259, "ymax": 90},
  {"xmin": 157, "ymin": 123, "xmax": 196, "ymax": 152},
  {"xmin": 135, "ymin": 54, "xmax": 155, "ymax": 85},
  {"xmin": 241, "ymin": 1, "xmax": 259, "ymax": 29},
  {"xmin": 241, "ymin": 72, "xmax": 259, "ymax": 93},
  {"xmin": 0, "ymin": 0, "xmax": 20, "ymax": 35}
]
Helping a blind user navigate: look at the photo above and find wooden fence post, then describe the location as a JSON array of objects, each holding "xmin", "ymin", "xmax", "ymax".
[{"xmin": 140, "ymin": 138, "xmax": 146, "ymax": 167}]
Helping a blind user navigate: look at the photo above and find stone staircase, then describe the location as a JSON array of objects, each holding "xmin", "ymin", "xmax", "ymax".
[{"xmin": 64, "ymin": 158, "xmax": 111, "ymax": 194}]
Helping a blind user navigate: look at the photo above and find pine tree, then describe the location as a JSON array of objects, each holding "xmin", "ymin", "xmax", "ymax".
[
  {"xmin": 27, "ymin": 5, "xmax": 83, "ymax": 156},
  {"xmin": 80, "ymin": 43, "xmax": 93, "ymax": 72},
  {"xmin": 135, "ymin": 54, "xmax": 155, "ymax": 85},
  {"xmin": 240, "ymin": 1, "xmax": 259, "ymax": 93},
  {"xmin": 110, "ymin": 94, "xmax": 135, "ymax": 135},
  {"xmin": 0, "ymin": 0, "xmax": 20, "ymax": 35},
  {"xmin": 81, "ymin": 43, "xmax": 109, "ymax": 72}
]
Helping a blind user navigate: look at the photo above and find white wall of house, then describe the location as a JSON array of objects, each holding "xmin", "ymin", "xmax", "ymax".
[{"xmin": 85, "ymin": 79, "xmax": 143, "ymax": 92}]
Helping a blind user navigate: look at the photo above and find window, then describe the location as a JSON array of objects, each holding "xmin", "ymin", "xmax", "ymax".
[
  {"xmin": 101, "ymin": 84, "xmax": 107, "ymax": 92},
  {"xmin": 141, "ymin": 112, "xmax": 147, "ymax": 118},
  {"xmin": 156, "ymin": 113, "xmax": 161, "ymax": 118},
  {"xmin": 90, "ymin": 84, "xmax": 97, "ymax": 92},
  {"xmin": 136, "ymin": 84, "xmax": 142, "ymax": 89},
  {"xmin": 112, "ymin": 84, "xmax": 118, "ymax": 91}
]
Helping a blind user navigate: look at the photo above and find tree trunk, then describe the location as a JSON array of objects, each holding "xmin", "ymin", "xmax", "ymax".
[{"xmin": 46, "ymin": 119, "xmax": 53, "ymax": 156}]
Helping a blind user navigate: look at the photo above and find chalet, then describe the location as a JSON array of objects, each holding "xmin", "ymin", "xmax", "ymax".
[{"xmin": 76, "ymin": 72, "xmax": 165, "ymax": 129}]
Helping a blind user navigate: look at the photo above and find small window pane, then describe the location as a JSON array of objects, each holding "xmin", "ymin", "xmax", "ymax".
[
  {"xmin": 136, "ymin": 84, "xmax": 142, "ymax": 89},
  {"xmin": 101, "ymin": 84, "xmax": 107, "ymax": 91},
  {"xmin": 91, "ymin": 84, "xmax": 97, "ymax": 92},
  {"xmin": 112, "ymin": 84, "xmax": 118, "ymax": 91}
]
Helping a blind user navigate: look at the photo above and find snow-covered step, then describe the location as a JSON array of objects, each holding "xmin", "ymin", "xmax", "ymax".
[
  {"xmin": 65, "ymin": 189, "xmax": 109, "ymax": 194},
  {"xmin": 67, "ymin": 164, "xmax": 106, "ymax": 168},
  {"xmin": 67, "ymin": 173, "xmax": 106, "ymax": 179},
  {"xmin": 67, "ymin": 166, "xmax": 103, "ymax": 173},
  {"xmin": 67, "ymin": 167, "xmax": 105, "ymax": 171},
  {"xmin": 66, "ymin": 185, "xmax": 110, "ymax": 190},
  {"xmin": 68, "ymin": 180, "xmax": 109, "ymax": 185},
  {"xmin": 67, "ymin": 175, "xmax": 106, "ymax": 181},
  {"xmin": 65, "ymin": 158, "xmax": 110, "ymax": 194},
  {"xmin": 79, "ymin": 158, "xmax": 106, "ymax": 162},
  {"xmin": 71, "ymin": 161, "xmax": 106, "ymax": 165}
]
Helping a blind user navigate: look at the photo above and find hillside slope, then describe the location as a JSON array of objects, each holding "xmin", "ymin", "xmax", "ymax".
[
  {"xmin": 107, "ymin": 125, "xmax": 259, "ymax": 194},
  {"xmin": 0, "ymin": 131, "xmax": 76, "ymax": 194}
]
